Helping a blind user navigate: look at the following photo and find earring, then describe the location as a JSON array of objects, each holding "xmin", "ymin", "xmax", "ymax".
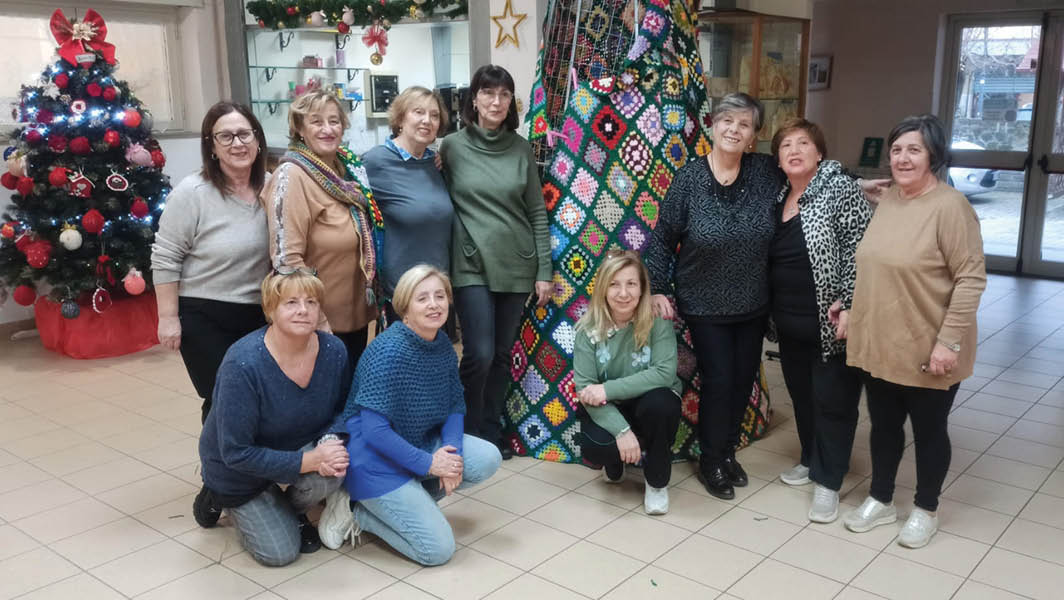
[
  {"xmin": 211, "ymin": 152, "xmax": 217, "ymax": 160},
  {"xmin": 473, "ymin": 105, "xmax": 479, "ymax": 113}
]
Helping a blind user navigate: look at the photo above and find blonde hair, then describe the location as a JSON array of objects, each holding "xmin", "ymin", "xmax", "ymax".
[
  {"xmin": 260, "ymin": 270, "xmax": 325, "ymax": 323},
  {"xmin": 392, "ymin": 264, "xmax": 453, "ymax": 318},
  {"xmin": 577, "ymin": 251, "xmax": 654, "ymax": 349},
  {"xmin": 387, "ymin": 86, "xmax": 450, "ymax": 137},
  {"xmin": 288, "ymin": 90, "xmax": 350, "ymax": 144}
]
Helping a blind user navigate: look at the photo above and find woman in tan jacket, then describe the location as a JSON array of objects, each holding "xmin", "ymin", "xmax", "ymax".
[
  {"xmin": 842, "ymin": 114, "xmax": 986, "ymax": 549},
  {"xmin": 262, "ymin": 91, "xmax": 381, "ymax": 380}
]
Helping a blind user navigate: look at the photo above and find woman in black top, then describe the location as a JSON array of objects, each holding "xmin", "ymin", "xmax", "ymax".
[
  {"xmin": 646, "ymin": 93, "xmax": 784, "ymax": 500},
  {"xmin": 768, "ymin": 118, "xmax": 871, "ymax": 523}
]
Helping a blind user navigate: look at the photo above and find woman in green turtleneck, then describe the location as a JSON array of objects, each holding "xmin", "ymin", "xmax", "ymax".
[{"xmin": 440, "ymin": 65, "xmax": 552, "ymax": 458}]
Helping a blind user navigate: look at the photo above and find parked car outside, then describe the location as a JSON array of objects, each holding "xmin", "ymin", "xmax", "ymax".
[{"xmin": 949, "ymin": 140, "xmax": 998, "ymax": 197}]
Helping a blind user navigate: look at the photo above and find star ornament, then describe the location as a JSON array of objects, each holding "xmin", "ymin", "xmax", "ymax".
[{"xmin": 492, "ymin": 0, "xmax": 527, "ymax": 49}]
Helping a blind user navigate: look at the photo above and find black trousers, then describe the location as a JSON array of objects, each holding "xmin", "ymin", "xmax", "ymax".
[
  {"xmin": 579, "ymin": 388, "xmax": 682, "ymax": 488},
  {"xmin": 177, "ymin": 297, "xmax": 266, "ymax": 423},
  {"xmin": 687, "ymin": 315, "xmax": 767, "ymax": 463},
  {"xmin": 778, "ymin": 335, "xmax": 863, "ymax": 491},
  {"xmin": 333, "ymin": 327, "xmax": 368, "ymax": 398},
  {"xmin": 864, "ymin": 375, "xmax": 958, "ymax": 512}
]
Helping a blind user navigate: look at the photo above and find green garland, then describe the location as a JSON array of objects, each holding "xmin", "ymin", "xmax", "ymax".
[{"xmin": 245, "ymin": 0, "xmax": 468, "ymax": 30}]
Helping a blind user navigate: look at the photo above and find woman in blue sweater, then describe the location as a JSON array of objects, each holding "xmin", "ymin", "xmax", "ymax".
[{"xmin": 322, "ymin": 265, "xmax": 502, "ymax": 565}]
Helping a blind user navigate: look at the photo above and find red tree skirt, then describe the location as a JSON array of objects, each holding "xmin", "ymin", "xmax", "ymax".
[{"xmin": 35, "ymin": 291, "xmax": 159, "ymax": 359}]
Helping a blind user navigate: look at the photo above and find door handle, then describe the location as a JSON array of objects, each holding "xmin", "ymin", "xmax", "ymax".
[
  {"xmin": 1023, "ymin": 153, "xmax": 1033, "ymax": 170},
  {"xmin": 1038, "ymin": 154, "xmax": 1049, "ymax": 174}
]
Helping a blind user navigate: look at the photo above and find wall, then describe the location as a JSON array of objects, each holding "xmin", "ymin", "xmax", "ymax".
[{"xmin": 806, "ymin": 0, "xmax": 1064, "ymax": 169}]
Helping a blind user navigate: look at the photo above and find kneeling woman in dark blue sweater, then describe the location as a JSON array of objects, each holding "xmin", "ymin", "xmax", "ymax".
[
  {"xmin": 196, "ymin": 269, "xmax": 351, "ymax": 567},
  {"xmin": 324, "ymin": 265, "xmax": 502, "ymax": 565}
]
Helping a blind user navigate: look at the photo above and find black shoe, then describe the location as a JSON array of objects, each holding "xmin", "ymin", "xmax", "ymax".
[
  {"xmin": 298, "ymin": 514, "xmax": 321, "ymax": 554},
  {"xmin": 192, "ymin": 486, "xmax": 220, "ymax": 528},
  {"xmin": 721, "ymin": 456, "xmax": 748, "ymax": 487},
  {"xmin": 697, "ymin": 462, "xmax": 735, "ymax": 500},
  {"xmin": 497, "ymin": 439, "xmax": 515, "ymax": 461}
]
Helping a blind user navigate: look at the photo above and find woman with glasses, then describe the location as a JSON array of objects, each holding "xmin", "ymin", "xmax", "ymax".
[
  {"xmin": 573, "ymin": 251, "xmax": 682, "ymax": 515},
  {"xmin": 263, "ymin": 90, "xmax": 381, "ymax": 379},
  {"xmin": 194, "ymin": 269, "xmax": 351, "ymax": 567},
  {"xmin": 152, "ymin": 101, "xmax": 271, "ymax": 423},
  {"xmin": 440, "ymin": 65, "xmax": 552, "ymax": 458}
]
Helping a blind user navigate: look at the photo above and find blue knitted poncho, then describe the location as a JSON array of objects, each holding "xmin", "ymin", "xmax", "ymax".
[{"xmin": 342, "ymin": 322, "xmax": 465, "ymax": 453}]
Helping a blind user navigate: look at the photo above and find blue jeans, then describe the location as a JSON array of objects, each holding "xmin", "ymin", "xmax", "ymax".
[{"xmin": 353, "ymin": 435, "xmax": 501, "ymax": 566}]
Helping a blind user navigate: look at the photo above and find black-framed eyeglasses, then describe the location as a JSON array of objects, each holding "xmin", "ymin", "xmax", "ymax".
[
  {"xmin": 274, "ymin": 265, "xmax": 318, "ymax": 277},
  {"xmin": 210, "ymin": 129, "xmax": 257, "ymax": 146}
]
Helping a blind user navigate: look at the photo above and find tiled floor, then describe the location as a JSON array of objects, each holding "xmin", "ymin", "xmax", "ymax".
[{"xmin": 1, "ymin": 273, "xmax": 1064, "ymax": 599}]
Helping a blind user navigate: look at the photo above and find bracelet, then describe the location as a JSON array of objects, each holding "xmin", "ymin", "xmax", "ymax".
[
  {"xmin": 615, "ymin": 426, "xmax": 631, "ymax": 437},
  {"xmin": 317, "ymin": 433, "xmax": 341, "ymax": 445}
]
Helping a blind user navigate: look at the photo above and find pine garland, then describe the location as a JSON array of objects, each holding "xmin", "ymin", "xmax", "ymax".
[{"xmin": 245, "ymin": 0, "xmax": 468, "ymax": 30}]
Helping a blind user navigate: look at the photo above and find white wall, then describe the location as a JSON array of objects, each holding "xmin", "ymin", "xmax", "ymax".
[{"xmin": 488, "ymin": 0, "xmax": 542, "ymax": 133}]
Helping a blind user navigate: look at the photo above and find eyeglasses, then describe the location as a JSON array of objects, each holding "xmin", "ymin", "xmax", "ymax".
[
  {"xmin": 210, "ymin": 129, "xmax": 257, "ymax": 146},
  {"xmin": 476, "ymin": 89, "xmax": 513, "ymax": 102},
  {"xmin": 274, "ymin": 265, "xmax": 318, "ymax": 277}
]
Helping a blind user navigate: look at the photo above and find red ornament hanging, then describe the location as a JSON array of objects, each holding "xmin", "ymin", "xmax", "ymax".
[
  {"xmin": 36, "ymin": 109, "xmax": 53, "ymax": 124},
  {"xmin": 86, "ymin": 82, "xmax": 102, "ymax": 97},
  {"xmin": 1, "ymin": 222, "xmax": 15, "ymax": 239},
  {"xmin": 105, "ymin": 171, "xmax": 129, "ymax": 191},
  {"xmin": 151, "ymin": 149, "xmax": 165, "ymax": 168},
  {"xmin": 0, "ymin": 172, "xmax": 17, "ymax": 190},
  {"xmin": 15, "ymin": 233, "xmax": 34, "ymax": 253},
  {"xmin": 122, "ymin": 110, "xmax": 142, "ymax": 128},
  {"xmin": 103, "ymin": 129, "xmax": 120, "ymax": 147},
  {"xmin": 48, "ymin": 135, "xmax": 68, "ymax": 153},
  {"xmin": 286, "ymin": 6, "xmax": 298, "ymax": 15},
  {"xmin": 362, "ymin": 23, "xmax": 389, "ymax": 57},
  {"xmin": 15, "ymin": 177, "xmax": 34, "ymax": 197},
  {"xmin": 13, "ymin": 284, "xmax": 36, "ymax": 306},
  {"xmin": 337, "ymin": 22, "xmax": 350, "ymax": 34},
  {"xmin": 123, "ymin": 267, "xmax": 146, "ymax": 295},
  {"xmin": 130, "ymin": 197, "xmax": 149, "ymax": 218},
  {"xmin": 96, "ymin": 254, "xmax": 116, "ymax": 286},
  {"xmin": 48, "ymin": 167, "xmax": 69, "ymax": 187},
  {"xmin": 25, "ymin": 240, "xmax": 53, "ymax": 269},
  {"xmin": 82, "ymin": 208, "xmax": 105, "ymax": 234},
  {"xmin": 91, "ymin": 286, "xmax": 112, "ymax": 314},
  {"xmin": 54, "ymin": 72, "xmax": 69, "ymax": 89},
  {"xmin": 25, "ymin": 129, "xmax": 43, "ymax": 145},
  {"xmin": 69, "ymin": 136, "xmax": 91, "ymax": 155},
  {"xmin": 68, "ymin": 172, "xmax": 94, "ymax": 198},
  {"xmin": 102, "ymin": 86, "xmax": 117, "ymax": 101}
]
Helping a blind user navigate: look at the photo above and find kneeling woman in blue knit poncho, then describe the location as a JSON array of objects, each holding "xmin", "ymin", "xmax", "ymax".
[{"xmin": 319, "ymin": 265, "xmax": 502, "ymax": 565}]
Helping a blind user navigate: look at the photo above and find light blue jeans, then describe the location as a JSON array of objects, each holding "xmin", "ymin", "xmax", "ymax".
[{"xmin": 353, "ymin": 434, "xmax": 501, "ymax": 566}]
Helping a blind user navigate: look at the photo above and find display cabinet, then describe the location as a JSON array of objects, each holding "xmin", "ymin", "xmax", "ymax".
[{"xmin": 697, "ymin": 10, "xmax": 810, "ymax": 153}]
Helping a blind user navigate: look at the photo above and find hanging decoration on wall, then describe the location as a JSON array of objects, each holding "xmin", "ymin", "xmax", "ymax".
[
  {"xmin": 492, "ymin": 0, "xmax": 527, "ymax": 49},
  {"xmin": 245, "ymin": 0, "xmax": 468, "ymax": 30},
  {"xmin": 362, "ymin": 23, "xmax": 389, "ymax": 65}
]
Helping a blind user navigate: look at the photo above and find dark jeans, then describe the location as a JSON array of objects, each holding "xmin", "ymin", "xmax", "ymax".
[
  {"xmin": 864, "ymin": 375, "xmax": 958, "ymax": 512},
  {"xmin": 453, "ymin": 286, "xmax": 528, "ymax": 442},
  {"xmin": 334, "ymin": 327, "xmax": 369, "ymax": 397},
  {"xmin": 578, "ymin": 388, "xmax": 682, "ymax": 488},
  {"xmin": 778, "ymin": 335, "xmax": 862, "ymax": 491},
  {"xmin": 177, "ymin": 297, "xmax": 266, "ymax": 423},
  {"xmin": 687, "ymin": 315, "xmax": 767, "ymax": 464}
]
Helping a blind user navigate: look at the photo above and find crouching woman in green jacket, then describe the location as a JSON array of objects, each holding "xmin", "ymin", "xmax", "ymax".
[{"xmin": 573, "ymin": 251, "xmax": 682, "ymax": 516}]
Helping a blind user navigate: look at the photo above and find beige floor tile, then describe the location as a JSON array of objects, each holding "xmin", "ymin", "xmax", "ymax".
[
  {"xmin": 942, "ymin": 474, "xmax": 1035, "ymax": 515},
  {"xmin": 851, "ymin": 553, "xmax": 963, "ymax": 600},
  {"xmin": 961, "ymin": 393, "xmax": 1034, "ymax": 417},
  {"xmin": 346, "ymin": 540, "xmax": 423, "ymax": 579},
  {"xmin": 833, "ymin": 587, "xmax": 888, "ymax": 600},
  {"xmin": 164, "ymin": 410, "xmax": 207, "ymax": 437},
  {"xmin": 406, "ymin": 548, "xmax": 522, "ymax": 600},
  {"xmin": 470, "ymin": 473, "xmax": 567, "ymax": 515},
  {"xmin": 676, "ymin": 472, "xmax": 773, "ymax": 504},
  {"xmin": 38, "ymin": 400, "xmax": 126, "ymax": 427},
  {"xmin": 772, "ymin": 528, "xmax": 877, "ymax": 583},
  {"xmin": 966, "ymin": 454, "xmax": 1052, "ymax": 490},
  {"xmin": 13, "ymin": 496, "xmax": 124, "ymax": 544},
  {"xmin": 364, "ymin": 582, "xmax": 437, "ymax": 600},
  {"xmin": 648, "ymin": 486, "xmax": 732, "ymax": 532},
  {"xmin": 0, "ymin": 462, "xmax": 52, "ymax": 494},
  {"xmin": 78, "ymin": 412, "xmax": 156, "ymax": 440},
  {"xmin": 175, "ymin": 523, "xmax": 246, "ymax": 563},
  {"xmin": 440, "ymin": 497, "xmax": 518, "ymax": 545},
  {"xmin": 483, "ymin": 573, "xmax": 588, "ymax": 600},
  {"xmin": 986, "ymin": 436, "xmax": 1064, "ymax": 468},
  {"xmin": 96, "ymin": 472, "xmax": 197, "ymax": 514},
  {"xmin": 700, "ymin": 506, "xmax": 802, "ymax": 555},
  {"xmin": 603, "ymin": 565, "xmax": 716, "ymax": 600},
  {"xmin": 0, "ymin": 448, "xmax": 19, "ymax": 469},
  {"xmin": 732, "ymin": 446, "xmax": 800, "ymax": 482},
  {"xmin": 0, "ymin": 415, "xmax": 62, "ymax": 444},
  {"xmin": 739, "ymin": 482, "xmax": 813, "ymax": 526},
  {"xmin": 136, "ymin": 564, "xmax": 264, "ymax": 600},
  {"xmin": 971, "ymin": 547, "xmax": 1064, "ymax": 600},
  {"xmin": 273, "ymin": 554, "xmax": 395, "ymax": 600},
  {"xmin": 950, "ymin": 408, "xmax": 1018, "ymax": 435},
  {"xmin": 0, "ymin": 478, "xmax": 85, "ymax": 521},
  {"xmin": 90, "ymin": 539, "xmax": 213, "ymax": 597},
  {"xmin": 469, "ymin": 517, "xmax": 578, "ymax": 571},
  {"xmin": 14, "ymin": 572, "xmax": 125, "ymax": 600},
  {"xmin": 526, "ymin": 490, "xmax": 627, "ymax": 537},
  {"xmin": 29, "ymin": 442, "xmax": 124, "ymax": 477},
  {"xmin": 1040, "ymin": 470, "xmax": 1064, "ymax": 497},
  {"xmin": 62, "ymin": 455, "xmax": 161, "ymax": 495},
  {"xmin": 1006, "ymin": 419, "xmax": 1064, "ymax": 448},
  {"xmin": 730, "ymin": 558, "xmax": 843, "ymax": 599},
  {"xmin": 587, "ymin": 511, "xmax": 691, "ymax": 562},
  {"xmin": 167, "ymin": 461, "xmax": 203, "ymax": 486},
  {"xmin": 2, "ymin": 427, "xmax": 92, "ymax": 461},
  {"xmin": 0, "ymin": 524, "xmax": 39, "ymax": 561},
  {"xmin": 1024, "ymin": 404, "xmax": 1064, "ymax": 427},
  {"xmin": 98, "ymin": 423, "xmax": 189, "ymax": 454},
  {"xmin": 934, "ymin": 498, "xmax": 1014, "ymax": 545},
  {"xmin": 948, "ymin": 425, "xmax": 1001, "ymax": 453},
  {"xmin": 994, "ymin": 368, "xmax": 1061, "ymax": 390},
  {"xmin": 884, "ymin": 529, "xmax": 990, "ymax": 577},
  {"xmin": 533, "ymin": 540, "xmax": 645, "ymax": 598},
  {"xmin": 653, "ymin": 534, "xmax": 760, "ymax": 591},
  {"xmin": 52, "ymin": 516, "xmax": 165, "ymax": 569},
  {"xmin": 952, "ymin": 580, "xmax": 1028, "ymax": 599},
  {"xmin": 136, "ymin": 437, "xmax": 201, "ymax": 472},
  {"xmin": 522, "ymin": 459, "xmax": 601, "ymax": 490},
  {"xmin": 1018, "ymin": 492, "xmax": 1064, "ymax": 529},
  {"xmin": 498, "ymin": 455, "xmax": 540, "ymax": 472},
  {"xmin": 575, "ymin": 475, "xmax": 646, "ymax": 510},
  {"xmin": 997, "ymin": 517, "xmax": 1064, "ymax": 566},
  {"xmin": 981, "ymin": 380, "xmax": 1049, "ymax": 402},
  {"xmin": 133, "ymin": 493, "xmax": 199, "ymax": 537},
  {"xmin": 0, "ymin": 547, "xmax": 80, "ymax": 599},
  {"xmin": 130, "ymin": 396, "xmax": 203, "ymax": 422},
  {"xmin": 0, "ymin": 403, "xmax": 33, "ymax": 422}
]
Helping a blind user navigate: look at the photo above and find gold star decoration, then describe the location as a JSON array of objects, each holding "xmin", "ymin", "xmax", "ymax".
[{"xmin": 492, "ymin": 0, "xmax": 527, "ymax": 49}]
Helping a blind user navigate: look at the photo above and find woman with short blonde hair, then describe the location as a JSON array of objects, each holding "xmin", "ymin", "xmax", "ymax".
[{"xmin": 391, "ymin": 264, "xmax": 453, "ymax": 317}]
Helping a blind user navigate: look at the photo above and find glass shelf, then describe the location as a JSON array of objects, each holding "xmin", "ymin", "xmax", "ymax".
[
  {"xmin": 250, "ymin": 98, "xmax": 363, "ymax": 115},
  {"xmin": 249, "ymin": 64, "xmax": 366, "ymax": 82}
]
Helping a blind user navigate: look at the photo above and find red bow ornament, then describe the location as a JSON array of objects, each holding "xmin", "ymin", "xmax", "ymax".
[
  {"xmin": 361, "ymin": 23, "xmax": 389, "ymax": 56},
  {"xmin": 50, "ymin": 9, "xmax": 116, "ymax": 68}
]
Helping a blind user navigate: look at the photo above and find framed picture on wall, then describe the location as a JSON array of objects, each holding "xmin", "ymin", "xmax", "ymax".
[{"xmin": 809, "ymin": 55, "xmax": 832, "ymax": 91}]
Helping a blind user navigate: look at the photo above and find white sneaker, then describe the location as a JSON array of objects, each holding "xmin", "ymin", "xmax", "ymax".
[
  {"xmin": 318, "ymin": 488, "xmax": 354, "ymax": 550},
  {"xmin": 808, "ymin": 484, "xmax": 839, "ymax": 523},
  {"xmin": 644, "ymin": 485, "xmax": 669, "ymax": 515},
  {"xmin": 844, "ymin": 496, "xmax": 897, "ymax": 533},
  {"xmin": 603, "ymin": 464, "xmax": 625, "ymax": 484},
  {"xmin": 898, "ymin": 507, "xmax": 938, "ymax": 549},
  {"xmin": 780, "ymin": 464, "xmax": 811, "ymax": 486}
]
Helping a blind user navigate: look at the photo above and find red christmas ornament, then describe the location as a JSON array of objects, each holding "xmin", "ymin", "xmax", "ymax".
[
  {"xmin": 68, "ymin": 172, "xmax": 93, "ymax": 198},
  {"xmin": 25, "ymin": 129, "xmax": 43, "ymax": 145},
  {"xmin": 103, "ymin": 129, "xmax": 120, "ymax": 147},
  {"xmin": 123, "ymin": 110, "xmax": 142, "ymax": 128},
  {"xmin": 48, "ymin": 167, "xmax": 69, "ymax": 187},
  {"xmin": 54, "ymin": 72, "xmax": 69, "ymax": 89},
  {"xmin": 69, "ymin": 136, "xmax": 91, "ymax": 155},
  {"xmin": 257, "ymin": 19, "xmax": 266, "ymax": 28},
  {"xmin": 130, "ymin": 197, "xmax": 149, "ymax": 218},
  {"xmin": 15, "ymin": 233, "xmax": 33, "ymax": 253},
  {"xmin": 48, "ymin": 135, "xmax": 68, "ymax": 153},
  {"xmin": 151, "ymin": 150, "xmax": 165, "ymax": 168},
  {"xmin": 102, "ymin": 86, "xmax": 117, "ymax": 101},
  {"xmin": 86, "ymin": 82, "xmax": 102, "ymax": 97},
  {"xmin": 123, "ymin": 268, "xmax": 146, "ymax": 295},
  {"xmin": 337, "ymin": 22, "xmax": 350, "ymax": 33},
  {"xmin": 12, "ymin": 285, "xmax": 36, "ymax": 306},
  {"xmin": 0, "ymin": 172, "xmax": 17, "ymax": 189},
  {"xmin": 82, "ymin": 209, "xmax": 105, "ymax": 234},
  {"xmin": 36, "ymin": 109, "xmax": 53, "ymax": 124},
  {"xmin": 25, "ymin": 240, "xmax": 52, "ymax": 269},
  {"xmin": 286, "ymin": 6, "xmax": 298, "ymax": 15},
  {"xmin": 15, "ymin": 177, "xmax": 34, "ymax": 197},
  {"xmin": 1, "ymin": 222, "xmax": 15, "ymax": 239},
  {"xmin": 92, "ymin": 286, "xmax": 112, "ymax": 314},
  {"xmin": 96, "ymin": 254, "xmax": 116, "ymax": 286}
]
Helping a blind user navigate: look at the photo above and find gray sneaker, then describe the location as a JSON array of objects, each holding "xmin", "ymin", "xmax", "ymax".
[
  {"xmin": 898, "ymin": 508, "xmax": 938, "ymax": 548},
  {"xmin": 808, "ymin": 484, "xmax": 839, "ymax": 523},
  {"xmin": 318, "ymin": 488, "xmax": 354, "ymax": 550},
  {"xmin": 844, "ymin": 496, "xmax": 897, "ymax": 533},
  {"xmin": 644, "ymin": 485, "xmax": 669, "ymax": 515},
  {"xmin": 780, "ymin": 464, "xmax": 811, "ymax": 486}
]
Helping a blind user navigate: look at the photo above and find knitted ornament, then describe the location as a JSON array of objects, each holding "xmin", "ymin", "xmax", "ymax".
[
  {"xmin": 82, "ymin": 209, "xmax": 105, "ymax": 234},
  {"xmin": 102, "ymin": 86, "xmax": 117, "ymax": 101},
  {"xmin": 54, "ymin": 72, "xmax": 69, "ymax": 89},
  {"xmin": 69, "ymin": 136, "xmax": 91, "ymax": 155},
  {"xmin": 36, "ymin": 109, "xmax": 53, "ymax": 124},
  {"xmin": 25, "ymin": 240, "xmax": 52, "ymax": 268},
  {"xmin": 6, "ymin": 152, "xmax": 26, "ymax": 177},
  {"xmin": 70, "ymin": 100, "xmax": 86, "ymax": 115},
  {"xmin": 0, "ymin": 172, "xmax": 16, "ymax": 189},
  {"xmin": 68, "ymin": 172, "xmax": 93, "ymax": 197},
  {"xmin": 15, "ymin": 177, "xmax": 34, "ymax": 197},
  {"xmin": 48, "ymin": 167, "xmax": 69, "ymax": 187},
  {"xmin": 1, "ymin": 222, "xmax": 15, "ymax": 239},
  {"xmin": 48, "ymin": 135, "xmax": 68, "ymax": 153},
  {"xmin": 103, "ymin": 129, "xmax": 120, "ymax": 147},
  {"xmin": 91, "ymin": 286, "xmax": 112, "ymax": 313},
  {"xmin": 61, "ymin": 299, "xmax": 80, "ymax": 319},
  {"xmin": 150, "ymin": 150, "xmax": 165, "ymax": 168},
  {"xmin": 15, "ymin": 233, "xmax": 33, "ymax": 253},
  {"xmin": 105, "ymin": 172, "xmax": 129, "ymax": 191},
  {"xmin": 130, "ymin": 197, "xmax": 149, "ymax": 218},
  {"xmin": 12, "ymin": 284, "xmax": 36, "ymax": 306},
  {"xmin": 86, "ymin": 82, "xmax": 102, "ymax": 97},
  {"xmin": 310, "ymin": 10, "xmax": 325, "ymax": 26},
  {"xmin": 123, "ymin": 267, "xmax": 145, "ymax": 295},
  {"xmin": 25, "ymin": 129, "xmax": 43, "ymax": 145},
  {"xmin": 58, "ymin": 226, "xmax": 82, "ymax": 250},
  {"xmin": 125, "ymin": 143, "xmax": 152, "ymax": 166},
  {"xmin": 122, "ymin": 110, "xmax": 142, "ymax": 128}
]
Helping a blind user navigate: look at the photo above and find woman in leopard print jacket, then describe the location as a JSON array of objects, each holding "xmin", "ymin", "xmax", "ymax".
[{"xmin": 768, "ymin": 118, "xmax": 872, "ymax": 524}]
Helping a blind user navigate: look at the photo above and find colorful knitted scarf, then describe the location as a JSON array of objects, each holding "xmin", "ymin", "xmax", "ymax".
[{"xmin": 282, "ymin": 142, "xmax": 385, "ymax": 303}]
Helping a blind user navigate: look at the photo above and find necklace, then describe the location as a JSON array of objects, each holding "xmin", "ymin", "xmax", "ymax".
[
  {"xmin": 783, "ymin": 203, "xmax": 799, "ymax": 220},
  {"xmin": 708, "ymin": 152, "xmax": 739, "ymax": 186}
]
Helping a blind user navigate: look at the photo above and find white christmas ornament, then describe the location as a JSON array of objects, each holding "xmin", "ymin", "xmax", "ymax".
[{"xmin": 59, "ymin": 227, "xmax": 82, "ymax": 250}]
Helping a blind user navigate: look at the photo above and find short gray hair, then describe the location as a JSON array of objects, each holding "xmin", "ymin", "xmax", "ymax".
[
  {"xmin": 887, "ymin": 114, "xmax": 949, "ymax": 173},
  {"xmin": 711, "ymin": 92, "xmax": 764, "ymax": 132},
  {"xmin": 392, "ymin": 264, "xmax": 452, "ymax": 318}
]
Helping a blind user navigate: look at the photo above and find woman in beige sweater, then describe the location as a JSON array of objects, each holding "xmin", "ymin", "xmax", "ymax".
[{"xmin": 842, "ymin": 114, "xmax": 986, "ymax": 549}]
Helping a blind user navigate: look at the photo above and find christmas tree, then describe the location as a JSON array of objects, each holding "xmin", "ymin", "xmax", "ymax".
[{"xmin": 0, "ymin": 8, "xmax": 169, "ymax": 319}]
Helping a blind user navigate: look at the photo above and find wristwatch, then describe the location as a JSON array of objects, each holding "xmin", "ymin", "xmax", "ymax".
[{"xmin": 940, "ymin": 340, "xmax": 961, "ymax": 352}]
